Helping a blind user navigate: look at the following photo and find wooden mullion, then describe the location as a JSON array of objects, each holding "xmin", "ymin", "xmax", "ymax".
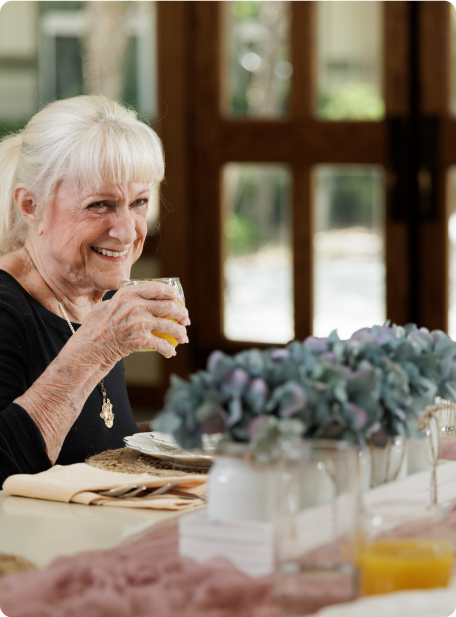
[
  {"xmin": 293, "ymin": 165, "xmax": 312, "ymax": 339},
  {"xmin": 192, "ymin": 1, "xmax": 223, "ymax": 351},
  {"xmin": 418, "ymin": 1, "xmax": 451, "ymax": 332},
  {"xmin": 217, "ymin": 120, "xmax": 386, "ymax": 163},
  {"xmin": 291, "ymin": 1, "xmax": 314, "ymax": 119},
  {"xmin": 383, "ymin": 0, "xmax": 410, "ymax": 326},
  {"xmin": 384, "ymin": 1, "xmax": 410, "ymax": 116},
  {"xmin": 156, "ymin": 1, "xmax": 193, "ymax": 385}
]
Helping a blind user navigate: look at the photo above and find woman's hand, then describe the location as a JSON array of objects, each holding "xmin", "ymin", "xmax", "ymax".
[{"xmin": 79, "ymin": 281, "xmax": 189, "ymax": 366}]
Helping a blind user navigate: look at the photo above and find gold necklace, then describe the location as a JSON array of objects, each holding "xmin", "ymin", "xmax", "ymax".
[{"xmin": 25, "ymin": 249, "xmax": 114, "ymax": 428}]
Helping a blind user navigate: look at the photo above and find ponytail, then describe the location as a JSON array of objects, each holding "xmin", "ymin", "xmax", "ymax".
[{"xmin": 0, "ymin": 133, "xmax": 26, "ymax": 256}]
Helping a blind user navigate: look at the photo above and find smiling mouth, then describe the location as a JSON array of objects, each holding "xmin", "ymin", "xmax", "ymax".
[{"xmin": 91, "ymin": 247, "xmax": 129, "ymax": 257}]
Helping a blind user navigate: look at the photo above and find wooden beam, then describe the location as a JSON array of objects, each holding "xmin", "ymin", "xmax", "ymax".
[{"xmin": 157, "ymin": 1, "xmax": 194, "ymax": 380}]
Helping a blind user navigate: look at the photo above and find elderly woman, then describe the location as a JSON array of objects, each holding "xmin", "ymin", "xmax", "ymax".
[{"xmin": 0, "ymin": 95, "xmax": 188, "ymax": 482}]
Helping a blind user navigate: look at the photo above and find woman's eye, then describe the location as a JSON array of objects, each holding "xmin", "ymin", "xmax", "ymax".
[
  {"xmin": 88, "ymin": 201, "xmax": 106, "ymax": 209},
  {"xmin": 132, "ymin": 198, "xmax": 148, "ymax": 207}
]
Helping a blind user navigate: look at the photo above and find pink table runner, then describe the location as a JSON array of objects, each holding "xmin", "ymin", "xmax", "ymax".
[{"xmin": 0, "ymin": 517, "xmax": 281, "ymax": 617}]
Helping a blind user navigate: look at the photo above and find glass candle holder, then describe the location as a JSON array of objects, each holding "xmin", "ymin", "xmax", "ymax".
[
  {"xmin": 359, "ymin": 500, "xmax": 453, "ymax": 596},
  {"xmin": 274, "ymin": 439, "xmax": 361, "ymax": 616}
]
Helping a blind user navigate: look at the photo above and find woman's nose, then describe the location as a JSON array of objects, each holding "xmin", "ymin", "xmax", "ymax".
[{"xmin": 108, "ymin": 211, "xmax": 137, "ymax": 245}]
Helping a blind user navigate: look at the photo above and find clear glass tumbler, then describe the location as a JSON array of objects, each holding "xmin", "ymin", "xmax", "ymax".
[
  {"xmin": 119, "ymin": 278, "xmax": 185, "ymax": 352},
  {"xmin": 274, "ymin": 439, "xmax": 361, "ymax": 616}
]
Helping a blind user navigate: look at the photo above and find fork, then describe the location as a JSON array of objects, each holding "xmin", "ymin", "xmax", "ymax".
[
  {"xmin": 98, "ymin": 482, "xmax": 180, "ymax": 499},
  {"xmin": 98, "ymin": 485, "xmax": 148, "ymax": 498}
]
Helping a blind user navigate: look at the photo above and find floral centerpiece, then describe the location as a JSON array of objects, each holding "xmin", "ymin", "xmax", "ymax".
[{"xmin": 153, "ymin": 324, "xmax": 456, "ymax": 463}]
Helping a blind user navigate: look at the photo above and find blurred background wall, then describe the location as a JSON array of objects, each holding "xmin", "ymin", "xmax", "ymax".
[{"xmin": 0, "ymin": 1, "xmax": 455, "ymax": 421}]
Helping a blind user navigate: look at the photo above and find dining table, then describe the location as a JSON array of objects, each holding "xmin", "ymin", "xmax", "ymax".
[
  {"xmin": 2, "ymin": 443, "xmax": 456, "ymax": 617},
  {"xmin": 0, "ymin": 489, "xmax": 180, "ymax": 568}
]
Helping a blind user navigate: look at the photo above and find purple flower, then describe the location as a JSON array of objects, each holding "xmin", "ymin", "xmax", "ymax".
[
  {"xmin": 303, "ymin": 336, "xmax": 329, "ymax": 354},
  {"xmin": 221, "ymin": 368, "xmax": 250, "ymax": 396},
  {"xmin": 207, "ymin": 350, "xmax": 225, "ymax": 373},
  {"xmin": 366, "ymin": 421, "xmax": 381, "ymax": 437},
  {"xmin": 270, "ymin": 349, "xmax": 290, "ymax": 362},
  {"xmin": 345, "ymin": 403, "xmax": 368, "ymax": 430}
]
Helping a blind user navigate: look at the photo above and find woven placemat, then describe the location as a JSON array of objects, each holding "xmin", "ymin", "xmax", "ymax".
[
  {"xmin": 0, "ymin": 553, "xmax": 36, "ymax": 579},
  {"xmin": 86, "ymin": 447, "xmax": 208, "ymax": 477}
]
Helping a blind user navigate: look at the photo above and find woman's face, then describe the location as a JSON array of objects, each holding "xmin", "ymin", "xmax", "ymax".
[{"xmin": 32, "ymin": 179, "xmax": 150, "ymax": 294}]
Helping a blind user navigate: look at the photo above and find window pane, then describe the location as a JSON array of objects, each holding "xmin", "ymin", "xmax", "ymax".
[
  {"xmin": 313, "ymin": 166, "xmax": 385, "ymax": 338},
  {"xmin": 222, "ymin": 1, "xmax": 291, "ymax": 117},
  {"xmin": 223, "ymin": 164, "xmax": 293, "ymax": 343},
  {"xmin": 0, "ymin": 1, "xmax": 158, "ymax": 139},
  {"xmin": 316, "ymin": 1, "xmax": 384, "ymax": 121},
  {"xmin": 449, "ymin": 168, "xmax": 456, "ymax": 337}
]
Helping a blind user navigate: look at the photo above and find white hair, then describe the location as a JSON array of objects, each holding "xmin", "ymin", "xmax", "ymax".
[{"xmin": 0, "ymin": 95, "xmax": 165, "ymax": 255}]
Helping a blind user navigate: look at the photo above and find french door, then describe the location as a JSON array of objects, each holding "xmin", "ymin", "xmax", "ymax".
[{"xmin": 156, "ymin": 1, "xmax": 455, "ymax": 384}]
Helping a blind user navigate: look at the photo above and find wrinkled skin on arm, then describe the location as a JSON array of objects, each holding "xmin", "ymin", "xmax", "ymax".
[{"xmin": 16, "ymin": 282, "xmax": 189, "ymax": 463}]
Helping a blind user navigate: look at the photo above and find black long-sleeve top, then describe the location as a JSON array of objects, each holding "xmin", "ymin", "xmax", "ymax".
[{"xmin": 0, "ymin": 270, "xmax": 138, "ymax": 484}]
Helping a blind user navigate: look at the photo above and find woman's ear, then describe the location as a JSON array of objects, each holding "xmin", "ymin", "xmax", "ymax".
[{"xmin": 14, "ymin": 186, "xmax": 39, "ymax": 226}]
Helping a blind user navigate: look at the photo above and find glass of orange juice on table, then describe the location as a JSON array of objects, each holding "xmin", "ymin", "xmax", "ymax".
[
  {"xmin": 359, "ymin": 500, "xmax": 453, "ymax": 596},
  {"xmin": 119, "ymin": 278, "xmax": 185, "ymax": 351}
]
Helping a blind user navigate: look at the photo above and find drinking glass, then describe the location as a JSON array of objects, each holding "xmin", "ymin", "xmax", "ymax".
[
  {"xmin": 359, "ymin": 500, "xmax": 453, "ymax": 595},
  {"xmin": 274, "ymin": 439, "xmax": 361, "ymax": 616},
  {"xmin": 119, "ymin": 278, "xmax": 185, "ymax": 352}
]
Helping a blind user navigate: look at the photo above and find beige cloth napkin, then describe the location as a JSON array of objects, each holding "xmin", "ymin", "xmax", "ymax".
[{"xmin": 3, "ymin": 463, "xmax": 206, "ymax": 510}]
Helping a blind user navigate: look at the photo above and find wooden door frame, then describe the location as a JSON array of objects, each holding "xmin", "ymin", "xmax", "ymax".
[{"xmin": 155, "ymin": 1, "xmax": 453, "ymax": 391}]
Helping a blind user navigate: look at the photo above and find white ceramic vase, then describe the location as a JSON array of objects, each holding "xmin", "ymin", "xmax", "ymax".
[{"xmin": 207, "ymin": 443, "xmax": 275, "ymax": 522}]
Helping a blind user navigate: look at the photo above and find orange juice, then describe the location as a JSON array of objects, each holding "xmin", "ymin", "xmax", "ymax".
[
  {"xmin": 150, "ymin": 302, "xmax": 185, "ymax": 350},
  {"xmin": 152, "ymin": 324, "xmax": 179, "ymax": 348},
  {"xmin": 359, "ymin": 539, "xmax": 453, "ymax": 595}
]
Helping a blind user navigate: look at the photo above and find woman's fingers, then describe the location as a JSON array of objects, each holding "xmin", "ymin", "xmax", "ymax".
[
  {"xmin": 141, "ymin": 299, "xmax": 188, "ymax": 323},
  {"xmin": 119, "ymin": 283, "xmax": 189, "ymax": 324},
  {"xmin": 142, "ymin": 334, "xmax": 177, "ymax": 358},
  {"xmin": 150, "ymin": 316, "xmax": 188, "ymax": 344},
  {"xmin": 121, "ymin": 281, "xmax": 182, "ymax": 303}
]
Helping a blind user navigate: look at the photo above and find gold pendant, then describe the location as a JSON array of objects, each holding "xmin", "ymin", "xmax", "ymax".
[{"xmin": 101, "ymin": 397, "xmax": 114, "ymax": 428}]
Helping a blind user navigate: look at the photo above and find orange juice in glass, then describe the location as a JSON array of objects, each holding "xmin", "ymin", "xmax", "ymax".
[
  {"xmin": 119, "ymin": 278, "xmax": 185, "ymax": 351},
  {"xmin": 359, "ymin": 501, "xmax": 453, "ymax": 595}
]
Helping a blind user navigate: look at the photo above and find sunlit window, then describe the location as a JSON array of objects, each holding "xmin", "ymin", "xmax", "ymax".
[
  {"xmin": 316, "ymin": 1, "xmax": 384, "ymax": 121},
  {"xmin": 313, "ymin": 166, "xmax": 385, "ymax": 339},
  {"xmin": 223, "ymin": 164, "xmax": 293, "ymax": 343},
  {"xmin": 222, "ymin": 1, "xmax": 291, "ymax": 117},
  {"xmin": 0, "ymin": 1, "xmax": 157, "ymax": 141}
]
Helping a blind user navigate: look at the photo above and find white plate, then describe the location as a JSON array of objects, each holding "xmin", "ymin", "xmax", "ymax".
[
  {"xmin": 124, "ymin": 432, "xmax": 212, "ymax": 470},
  {"xmin": 315, "ymin": 588, "xmax": 456, "ymax": 617}
]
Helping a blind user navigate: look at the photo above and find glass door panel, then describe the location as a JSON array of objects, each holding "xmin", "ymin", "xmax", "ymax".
[
  {"xmin": 221, "ymin": 1, "xmax": 291, "ymax": 117},
  {"xmin": 316, "ymin": 1, "xmax": 384, "ymax": 120},
  {"xmin": 313, "ymin": 165, "xmax": 385, "ymax": 338},
  {"xmin": 222, "ymin": 163, "xmax": 293, "ymax": 343}
]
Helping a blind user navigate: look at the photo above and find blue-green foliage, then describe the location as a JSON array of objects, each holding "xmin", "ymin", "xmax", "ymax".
[{"xmin": 153, "ymin": 324, "xmax": 456, "ymax": 453}]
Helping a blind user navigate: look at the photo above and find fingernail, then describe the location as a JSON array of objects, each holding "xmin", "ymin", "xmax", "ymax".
[
  {"xmin": 185, "ymin": 336, "xmax": 189, "ymax": 343},
  {"xmin": 187, "ymin": 318, "xmax": 191, "ymax": 326},
  {"xmin": 177, "ymin": 294, "xmax": 184, "ymax": 303},
  {"xmin": 172, "ymin": 350, "xmax": 177, "ymax": 356}
]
